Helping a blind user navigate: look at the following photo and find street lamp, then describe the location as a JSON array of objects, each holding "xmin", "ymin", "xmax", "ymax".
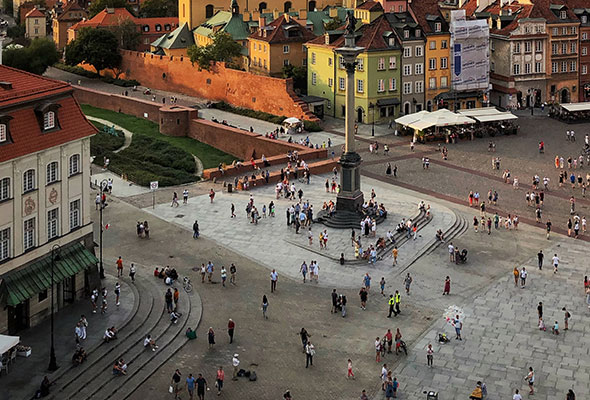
[
  {"xmin": 368, "ymin": 102, "xmax": 375, "ymax": 136},
  {"xmin": 99, "ymin": 179, "xmax": 108, "ymax": 279},
  {"xmin": 48, "ymin": 244, "xmax": 61, "ymax": 372}
]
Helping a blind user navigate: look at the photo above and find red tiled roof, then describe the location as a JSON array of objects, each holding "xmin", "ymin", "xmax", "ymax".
[
  {"xmin": 461, "ymin": 0, "xmax": 479, "ymax": 16},
  {"xmin": 250, "ymin": 14, "xmax": 315, "ymax": 43},
  {"xmin": 409, "ymin": 0, "xmax": 446, "ymax": 34},
  {"xmin": 357, "ymin": 1, "xmax": 383, "ymax": 11},
  {"xmin": 72, "ymin": 8, "xmax": 178, "ymax": 32},
  {"xmin": 529, "ymin": 0, "xmax": 577, "ymax": 23},
  {"xmin": 25, "ymin": 7, "xmax": 45, "ymax": 18},
  {"xmin": 57, "ymin": 1, "xmax": 85, "ymax": 21},
  {"xmin": 0, "ymin": 65, "xmax": 97, "ymax": 163}
]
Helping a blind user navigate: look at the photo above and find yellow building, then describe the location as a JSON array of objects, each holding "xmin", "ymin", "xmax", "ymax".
[
  {"xmin": 179, "ymin": 0, "xmax": 340, "ymax": 29},
  {"xmin": 249, "ymin": 13, "xmax": 315, "ymax": 76},
  {"xmin": 354, "ymin": 0, "xmax": 383, "ymax": 24},
  {"xmin": 25, "ymin": 8, "xmax": 46, "ymax": 39},
  {"xmin": 52, "ymin": 1, "xmax": 87, "ymax": 50}
]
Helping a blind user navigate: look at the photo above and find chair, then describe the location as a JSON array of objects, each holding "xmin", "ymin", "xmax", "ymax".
[
  {"xmin": 0, "ymin": 356, "xmax": 8, "ymax": 375},
  {"xmin": 9, "ymin": 349, "xmax": 16, "ymax": 365}
]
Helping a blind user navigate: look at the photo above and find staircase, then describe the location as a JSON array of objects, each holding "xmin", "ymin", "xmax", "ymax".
[
  {"xmin": 42, "ymin": 263, "xmax": 202, "ymax": 400},
  {"xmin": 314, "ymin": 209, "xmax": 388, "ymax": 229},
  {"xmin": 286, "ymin": 88, "xmax": 320, "ymax": 123}
]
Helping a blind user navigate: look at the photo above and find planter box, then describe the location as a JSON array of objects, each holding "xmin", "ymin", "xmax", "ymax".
[{"xmin": 17, "ymin": 349, "xmax": 31, "ymax": 357}]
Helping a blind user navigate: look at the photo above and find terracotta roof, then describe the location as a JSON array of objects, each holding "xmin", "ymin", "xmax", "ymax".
[
  {"xmin": 409, "ymin": 0, "xmax": 448, "ymax": 34},
  {"xmin": 25, "ymin": 7, "xmax": 45, "ymax": 18},
  {"xmin": 462, "ymin": 0, "xmax": 479, "ymax": 16},
  {"xmin": 0, "ymin": 65, "xmax": 97, "ymax": 163},
  {"xmin": 357, "ymin": 1, "xmax": 383, "ymax": 11},
  {"xmin": 529, "ymin": 0, "xmax": 577, "ymax": 23},
  {"xmin": 250, "ymin": 14, "xmax": 315, "ymax": 44},
  {"xmin": 57, "ymin": 1, "xmax": 85, "ymax": 21},
  {"xmin": 71, "ymin": 8, "xmax": 178, "ymax": 32}
]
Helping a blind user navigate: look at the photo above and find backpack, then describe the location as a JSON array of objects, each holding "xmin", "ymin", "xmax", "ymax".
[
  {"xmin": 249, "ymin": 371, "xmax": 257, "ymax": 381},
  {"xmin": 567, "ymin": 311, "xmax": 571, "ymax": 318}
]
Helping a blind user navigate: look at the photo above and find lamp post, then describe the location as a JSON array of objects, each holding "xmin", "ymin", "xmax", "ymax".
[
  {"xmin": 369, "ymin": 102, "xmax": 375, "ymax": 136},
  {"xmin": 48, "ymin": 244, "xmax": 61, "ymax": 372},
  {"xmin": 99, "ymin": 179, "xmax": 108, "ymax": 279}
]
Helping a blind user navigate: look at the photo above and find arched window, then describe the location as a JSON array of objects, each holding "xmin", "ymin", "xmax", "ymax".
[
  {"xmin": 258, "ymin": 2, "xmax": 267, "ymax": 12},
  {"xmin": 46, "ymin": 161, "xmax": 59, "ymax": 184},
  {"xmin": 284, "ymin": 1, "xmax": 292, "ymax": 13},
  {"xmin": 308, "ymin": 0, "xmax": 316, "ymax": 11},
  {"xmin": 143, "ymin": 25, "xmax": 150, "ymax": 32},
  {"xmin": 205, "ymin": 4, "xmax": 214, "ymax": 18},
  {"xmin": 23, "ymin": 169, "xmax": 35, "ymax": 192},
  {"xmin": 69, "ymin": 154, "xmax": 80, "ymax": 176},
  {"xmin": 155, "ymin": 24, "xmax": 162, "ymax": 31}
]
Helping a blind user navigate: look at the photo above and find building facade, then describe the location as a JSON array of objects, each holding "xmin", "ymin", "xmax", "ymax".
[
  {"xmin": 52, "ymin": 1, "xmax": 87, "ymax": 50},
  {"xmin": 0, "ymin": 66, "xmax": 98, "ymax": 335},
  {"xmin": 25, "ymin": 7, "xmax": 46, "ymax": 39}
]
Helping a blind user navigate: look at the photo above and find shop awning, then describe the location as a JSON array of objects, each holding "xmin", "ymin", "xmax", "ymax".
[
  {"xmin": 472, "ymin": 113, "xmax": 518, "ymax": 122},
  {"xmin": 458, "ymin": 108, "xmax": 504, "ymax": 117},
  {"xmin": 1, "ymin": 243, "xmax": 97, "ymax": 307},
  {"xmin": 395, "ymin": 110, "xmax": 430, "ymax": 126},
  {"xmin": 376, "ymin": 98, "xmax": 400, "ymax": 107},
  {"xmin": 0, "ymin": 334, "xmax": 19, "ymax": 354},
  {"xmin": 561, "ymin": 103, "xmax": 590, "ymax": 112}
]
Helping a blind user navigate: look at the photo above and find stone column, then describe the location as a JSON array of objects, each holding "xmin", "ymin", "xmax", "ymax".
[{"xmin": 335, "ymin": 35, "xmax": 364, "ymax": 212}]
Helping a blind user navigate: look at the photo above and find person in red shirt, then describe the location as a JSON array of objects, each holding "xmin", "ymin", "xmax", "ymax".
[
  {"xmin": 216, "ymin": 366, "xmax": 224, "ymax": 395},
  {"xmin": 384, "ymin": 329, "xmax": 393, "ymax": 354},
  {"xmin": 227, "ymin": 319, "xmax": 235, "ymax": 343},
  {"xmin": 116, "ymin": 257, "xmax": 123, "ymax": 277}
]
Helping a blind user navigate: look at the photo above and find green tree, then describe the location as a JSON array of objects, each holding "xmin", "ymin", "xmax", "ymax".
[
  {"xmin": 65, "ymin": 28, "xmax": 121, "ymax": 74},
  {"xmin": 324, "ymin": 16, "xmax": 342, "ymax": 32},
  {"xmin": 6, "ymin": 24, "xmax": 25, "ymax": 39},
  {"xmin": 187, "ymin": 32, "xmax": 242, "ymax": 70},
  {"xmin": 3, "ymin": 38, "xmax": 60, "ymax": 75},
  {"xmin": 139, "ymin": 0, "xmax": 177, "ymax": 18},
  {"xmin": 282, "ymin": 65, "xmax": 307, "ymax": 94},
  {"xmin": 88, "ymin": 0, "xmax": 131, "ymax": 18},
  {"xmin": 112, "ymin": 17, "xmax": 141, "ymax": 50},
  {"xmin": 3, "ymin": 0, "xmax": 13, "ymax": 16}
]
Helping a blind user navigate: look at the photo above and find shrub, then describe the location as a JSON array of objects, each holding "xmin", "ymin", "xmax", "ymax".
[
  {"xmin": 212, "ymin": 101, "xmax": 287, "ymax": 125},
  {"xmin": 303, "ymin": 120, "xmax": 322, "ymax": 132},
  {"xmin": 53, "ymin": 63, "xmax": 140, "ymax": 87},
  {"xmin": 90, "ymin": 124, "xmax": 126, "ymax": 157}
]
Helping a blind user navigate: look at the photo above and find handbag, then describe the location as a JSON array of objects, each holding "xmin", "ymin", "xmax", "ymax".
[{"xmin": 169, "ymin": 386, "xmax": 174, "ymax": 394}]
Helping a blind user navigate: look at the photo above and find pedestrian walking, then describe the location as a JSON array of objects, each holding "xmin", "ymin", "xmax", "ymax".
[
  {"xmin": 270, "ymin": 269, "xmax": 278, "ymax": 292},
  {"xmin": 426, "ymin": 343, "xmax": 433, "ymax": 367},
  {"xmin": 524, "ymin": 367, "xmax": 535, "ymax": 395},
  {"xmin": 387, "ymin": 295, "xmax": 395, "ymax": 318},
  {"xmin": 209, "ymin": 188, "xmax": 215, "ymax": 203},
  {"xmin": 129, "ymin": 263, "xmax": 136, "ymax": 282},
  {"xmin": 79, "ymin": 315, "xmax": 87, "ymax": 340},
  {"xmin": 380, "ymin": 277, "xmax": 386, "ymax": 296},
  {"xmin": 520, "ymin": 267, "xmax": 528, "ymax": 288},
  {"xmin": 563, "ymin": 307, "xmax": 571, "ymax": 330},
  {"xmin": 196, "ymin": 373, "xmax": 207, "ymax": 400},
  {"xmin": 75, "ymin": 322, "xmax": 83, "ymax": 344},
  {"xmin": 215, "ymin": 366, "xmax": 224, "ymax": 395},
  {"xmin": 299, "ymin": 328, "xmax": 310, "ymax": 352},
  {"xmin": 192, "ymin": 220, "xmax": 199, "ymax": 239},
  {"xmin": 392, "ymin": 246, "xmax": 398, "ymax": 265},
  {"xmin": 229, "ymin": 263, "xmax": 237, "ymax": 285},
  {"xmin": 165, "ymin": 288, "xmax": 174, "ymax": 313},
  {"xmin": 228, "ymin": 319, "xmax": 235, "ymax": 343},
  {"xmin": 207, "ymin": 327, "xmax": 215, "ymax": 349},
  {"xmin": 359, "ymin": 287, "xmax": 368, "ymax": 310},
  {"xmin": 171, "ymin": 369, "xmax": 181, "ymax": 400},
  {"xmin": 513, "ymin": 267, "xmax": 519, "ymax": 286},
  {"xmin": 363, "ymin": 273, "xmax": 371, "ymax": 291},
  {"xmin": 394, "ymin": 290, "xmax": 401, "ymax": 316},
  {"xmin": 173, "ymin": 288, "xmax": 179, "ymax": 310},
  {"xmin": 183, "ymin": 189, "xmax": 189, "ymax": 204},
  {"xmin": 262, "ymin": 295, "xmax": 269, "ymax": 319},
  {"xmin": 347, "ymin": 359, "xmax": 355, "ymax": 379},
  {"xmin": 375, "ymin": 337, "xmax": 382, "ymax": 362},
  {"xmin": 404, "ymin": 273, "xmax": 412, "ymax": 295},
  {"xmin": 453, "ymin": 315, "xmax": 462, "ymax": 340},
  {"xmin": 305, "ymin": 341, "xmax": 315, "ymax": 368},
  {"xmin": 513, "ymin": 389, "xmax": 522, "ymax": 400},
  {"xmin": 171, "ymin": 192, "xmax": 179, "ymax": 207},
  {"xmin": 114, "ymin": 282, "xmax": 121, "ymax": 306},
  {"xmin": 552, "ymin": 253, "xmax": 560, "ymax": 273},
  {"xmin": 537, "ymin": 250, "xmax": 544, "ymax": 270},
  {"xmin": 232, "ymin": 354, "xmax": 240, "ymax": 380},
  {"xmin": 443, "ymin": 276, "xmax": 451, "ymax": 295},
  {"xmin": 300, "ymin": 261, "xmax": 308, "ymax": 283},
  {"xmin": 381, "ymin": 364, "xmax": 388, "ymax": 391},
  {"xmin": 448, "ymin": 242, "xmax": 455, "ymax": 262},
  {"xmin": 331, "ymin": 289, "xmax": 338, "ymax": 313},
  {"xmin": 220, "ymin": 266, "xmax": 227, "ymax": 287},
  {"xmin": 537, "ymin": 302, "xmax": 543, "ymax": 321},
  {"xmin": 116, "ymin": 257, "xmax": 123, "ymax": 277}
]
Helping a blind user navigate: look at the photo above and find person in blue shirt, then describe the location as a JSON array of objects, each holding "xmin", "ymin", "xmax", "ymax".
[{"xmin": 186, "ymin": 373, "xmax": 196, "ymax": 399}]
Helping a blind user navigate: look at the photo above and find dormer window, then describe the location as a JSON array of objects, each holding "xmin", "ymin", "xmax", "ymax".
[
  {"xmin": 143, "ymin": 25, "xmax": 149, "ymax": 32},
  {"xmin": 165, "ymin": 24, "xmax": 171, "ymax": 30},
  {"xmin": 560, "ymin": 10, "xmax": 566, "ymax": 19},
  {"xmin": 155, "ymin": 24, "xmax": 162, "ymax": 31},
  {"xmin": 404, "ymin": 30, "xmax": 409, "ymax": 38},
  {"xmin": 435, "ymin": 22, "xmax": 441, "ymax": 32},
  {"xmin": 0, "ymin": 124, "xmax": 6, "ymax": 143},
  {"xmin": 43, "ymin": 111, "xmax": 55, "ymax": 130},
  {"xmin": 415, "ymin": 29, "xmax": 421, "ymax": 37},
  {"xmin": 582, "ymin": 16, "xmax": 588, "ymax": 24}
]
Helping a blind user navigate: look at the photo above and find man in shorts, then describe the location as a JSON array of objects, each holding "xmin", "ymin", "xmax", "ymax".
[
  {"xmin": 196, "ymin": 373, "xmax": 207, "ymax": 400},
  {"xmin": 185, "ymin": 373, "xmax": 196, "ymax": 400}
]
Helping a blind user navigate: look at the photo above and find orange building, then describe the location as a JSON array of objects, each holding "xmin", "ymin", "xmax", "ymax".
[
  {"xmin": 52, "ymin": 1, "xmax": 86, "ymax": 50},
  {"xmin": 248, "ymin": 13, "xmax": 314, "ymax": 76}
]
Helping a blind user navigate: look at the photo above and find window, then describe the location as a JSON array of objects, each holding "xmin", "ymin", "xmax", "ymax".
[
  {"xmin": 552, "ymin": 43, "xmax": 559, "ymax": 54},
  {"xmin": 535, "ymin": 40, "xmax": 543, "ymax": 52},
  {"xmin": 552, "ymin": 62, "xmax": 558, "ymax": 73},
  {"xmin": 339, "ymin": 77, "xmax": 345, "ymax": 90},
  {"xmin": 441, "ymin": 40, "xmax": 448, "ymax": 49},
  {"xmin": 43, "ymin": 111, "xmax": 55, "ymax": 130},
  {"xmin": 23, "ymin": 169, "xmax": 35, "ymax": 192},
  {"xmin": 0, "ymin": 227, "xmax": 9, "ymax": 261},
  {"xmin": 389, "ymin": 56, "xmax": 397, "ymax": 69},
  {"xmin": 415, "ymin": 81, "xmax": 423, "ymax": 93},
  {"xmin": 377, "ymin": 79, "xmax": 385, "ymax": 92},
  {"xmin": 513, "ymin": 42, "xmax": 521, "ymax": 54},
  {"xmin": 0, "ymin": 124, "xmax": 5, "ymax": 142},
  {"xmin": 155, "ymin": 24, "xmax": 162, "ymax": 32},
  {"xmin": 46, "ymin": 161, "xmax": 58, "ymax": 184},
  {"xmin": 571, "ymin": 42, "xmax": 576, "ymax": 53},
  {"xmin": 264, "ymin": 59, "xmax": 267, "ymax": 69},
  {"xmin": 415, "ymin": 63, "xmax": 423, "ymax": 75},
  {"xmin": 583, "ymin": 32, "xmax": 588, "ymax": 40},
  {"xmin": 143, "ymin": 25, "xmax": 149, "ymax": 32},
  {"xmin": 560, "ymin": 10, "xmax": 566, "ymax": 19},
  {"xmin": 378, "ymin": 57, "xmax": 385, "ymax": 70},
  {"xmin": 561, "ymin": 61, "xmax": 567, "ymax": 72},
  {"xmin": 525, "ymin": 26, "xmax": 531, "ymax": 34},
  {"xmin": 513, "ymin": 64, "xmax": 520, "ymax": 75},
  {"xmin": 24, "ymin": 218, "xmax": 35, "ymax": 251},
  {"xmin": 311, "ymin": 52, "xmax": 316, "ymax": 64},
  {"xmin": 403, "ymin": 65, "xmax": 412, "ymax": 76},
  {"xmin": 582, "ymin": 16, "xmax": 588, "ymax": 24},
  {"xmin": 435, "ymin": 22, "xmax": 441, "ymax": 32},
  {"xmin": 47, "ymin": 208, "xmax": 59, "ymax": 240},
  {"xmin": 525, "ymin": 41, "xmax": 531, "ymax": 53},
  {"xmin": 389, "ymin": 78, "xmax": 396, "ymax": 91},
  {"xmin": 429, "ymin": 41, "xmax": 436, "ymax": 50},
  {"xmin": 283, "ymin": 59, "xmax": 290, "ymax": 66},
  {"xmin": 570, "ymin": 60, "xmax": 577, "ymax": 71},
  {"xmin": 525, "ymin": 63, "xmax": 531, "ymax": 74},
  {"xmin": 536, "ymin": 25, "xmax": 543, "ymax": 33},
  {"xmin": 429, "ymin": 58, "xmax": 437, "ymax": 70},
  {"xmin": 562, "ymin": 42, "xmax": 567, "ymax": 54},
  {"xmin": 535, "ymin": 62, "xmax": 542, "ymax": 73},
  {"xmin": 356, "ymin": 79, "xmax": 364, "ymax": 93},
  {"xmin": 328, "ymin": 57, "xmax": 332, "ymax": 66},
  {"xmin": 415, "ymin": 46, "xmax": 423, "ymax": 57},
  {"xmin": 38, "ymin": 290, "xmax": 47, "ymax": 302},
  {"xmin": 283, "ymin": 45, "xmax": 290, "ymax": 53},
  {"xmin": 571, "ymin": 26, "xmax": 577, "ymax": 35},
  {"xmin": 491, "ymin": 61, "xmax": 495, "ymax": 71},
  {"xmin": 0, "ymin": 177, "xmax": 9, "ymax": 201},
  {"xmin": 403, "ymin": 30, "xmax": 409, "ymax": 39},
  {"xmin": 311, "ymin": 72, "xmax": 317, "ymax": 85},
  {"xmin": 326, "ymin": 100, "xmax": 331, "ymax": 109},
  {"xmin": 205, "ymin": 4, "xmax": 214, "ymax": 18},
  {"xmin": 440, "ymin": 76, "xmax": 448, "ymax": 88},
  {"xmin": 356, "ymin": 58, "xmax": 364, "ymax": 71},
  {"xmin": 583, "ymin": 47, "xmax": 588, "ymax": 56},
  {"xmin": 403, "ymin": 47, "xmax": 411, "ymax": 58},
  {"xmin": 440, "ymin": 57, "xmax": 448, "ymax": 69},
  {"xmin": 165, "ymin": 24, "xmax": 171, "ymax": 31},
  {"xmin": 328, "ymin": 78, "xmax": 333, "ymax": 87},
  {"xmin": 403, "ymin": 82, "xmax": 412, "ymax": 94},
  {"xmin": 552, "ymin": 28, "xmax": 558, "ymax": 36},
  {"xmin": 415, "ymin": 29, "xmax": 421, "ymax": 37},
  {"xmin": 302, "ymin": 58, "xmax": 307, "ymax": 67},
  {"xmin": 69, "ymin": 200, "xmax": 80, "ymax": 230},
  {"xmin": 583, "ymin": 65, "xmax": 587, "ymax": 75},
  {"xmin": 339, "ymin": 56, "xmax": 345, "ymax": 69},
  {"xmin": 562, "ymin": 27, "xmax": 567, "ymax": 35},
  {"xmin": 429, "ymin": 77, "xmax": 436, "ymax": 89}
]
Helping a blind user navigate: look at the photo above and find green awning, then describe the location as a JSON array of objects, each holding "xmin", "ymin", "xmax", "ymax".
[{"xmin": 1, "ymin": 242, "xmax": 98, "ymax": 307}]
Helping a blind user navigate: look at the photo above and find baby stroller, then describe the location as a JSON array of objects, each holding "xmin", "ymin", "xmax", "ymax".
[
  {"xmin": 457, "ymin": 249, "xmax": 468, "ymax": 264},
  {"xmin": 438, "ymin": 333, "xmax": 450, "ymax": 344}
]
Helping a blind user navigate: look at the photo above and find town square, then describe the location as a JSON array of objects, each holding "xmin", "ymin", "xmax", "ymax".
[{"xmin": 1, "ymin": 1, "xmax": 590, "ymax": 400}]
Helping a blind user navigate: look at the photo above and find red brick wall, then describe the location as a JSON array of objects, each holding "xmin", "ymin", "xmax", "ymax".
[
  {"xmin": 73, "ymin": 87, "xmax": 162, "ymax": 123},
  {"xmin": 116, "ymin": 50, "xmax": 313, "ymax": 121}
]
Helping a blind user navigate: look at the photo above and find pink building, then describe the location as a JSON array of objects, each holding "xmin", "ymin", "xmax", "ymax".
[{"xmin": 377, "ymin": 0, "xmax": 407, "ymax": 13}]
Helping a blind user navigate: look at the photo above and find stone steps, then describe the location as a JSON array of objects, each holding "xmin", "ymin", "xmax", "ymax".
[{"xmin": 424, "ymin": 211, "xmax": 468, "ymax": 257}]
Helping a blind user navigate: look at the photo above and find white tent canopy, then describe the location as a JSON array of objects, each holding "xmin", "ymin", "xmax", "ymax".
[
  {"xmin": 472, "ymin": 113, "xmax": 518, "ymax": 122},
  {"xmin": 398, "ymin": 108, "xmax": 475, "ymax": 130},
  {"xmin": 0, "ymin": 334, "xmax": 19, "ymax": 354},
  {"xmin": 394, "ymin": 110, "xmax": 430, "ymax": 126},
  {"xmin": 458, "ymin": 108, "xmax": 504, "ymax": 117},
  {"xmin": 283, "ymin": 117, "xmax": 301, "ymax": 125},
  {"xmin": 561, "ymin": 103, "xmax": 590, "ymax": 112}
]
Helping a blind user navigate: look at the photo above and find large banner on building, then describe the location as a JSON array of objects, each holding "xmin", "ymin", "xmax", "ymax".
[{"xmin": 450, "ymin": 10, "xmax": 490, "ymax": 91}]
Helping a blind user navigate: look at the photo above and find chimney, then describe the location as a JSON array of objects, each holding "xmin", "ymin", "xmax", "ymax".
[
  {"xmin": 285, "ymin": 13, "xmax": 290, "ymax": 23},
  {"xmin": 252, "ymin": 10, "xmax": 260, "ymax": 20},
  {"xmin": 496, "ymin": 16, "xmax": 501, "ymax": 29},
  {"xmin": 0, "ymin": 81, "xmax": 12, "ymax": 89},
  {"xmin": 273, "ymin": 8, "xmax": 279, "ymax": 20},
  {"xmin": 259, "ymin": 16, "xmax": 265, "ymax": 27},
  {"xmin": 299, "ymin": 9, "xmax": 307, "ymax": 20}
]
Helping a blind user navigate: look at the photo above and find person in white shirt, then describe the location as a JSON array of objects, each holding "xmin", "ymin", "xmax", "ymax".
[
  {"xmin": 520, "ymin": 267, "xmax": 528, "ymax": 288},
  {"xmin": 143, "ymin": 335, "xmax": 158, "ymax": 351},
  {"xmin": 448, "ymin": 243, "xmax": 455, "ymax": 262},
  {"xmin": 552, "ymin": 254, "xmax": 560, "ymax": 273},
  {"xmin": 232, "ymin": 354, "xmax": 240, "ymax": 380},
  {"xmin": 270, "ymin": 269, "xmax": 278, "ymax": 292},
  {"xmin": 513, "ymin": 389, "xmax": 522, "ymax": 400}
]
